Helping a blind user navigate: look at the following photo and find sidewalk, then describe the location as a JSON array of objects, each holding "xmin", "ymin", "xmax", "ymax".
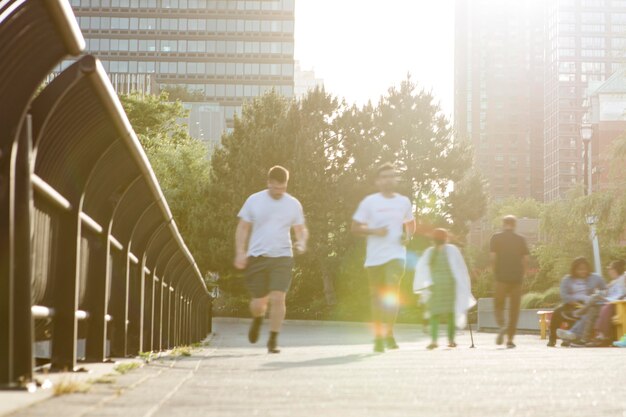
[{"xmin": 6, "ymin": 317, "xmax": 626, "ymax": 416}]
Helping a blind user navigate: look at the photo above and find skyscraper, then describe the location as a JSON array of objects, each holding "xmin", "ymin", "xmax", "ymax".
[
  {"xmin": 455, "ymin": 0, "xmax": 545, "ymax": 202},
  {"xmin": 544, "ymin": 0, "xmax": 626, "ymax": 201},
  {"xmin": 61, "ymin": 0, "xmax": 295, "ymax": 143}
]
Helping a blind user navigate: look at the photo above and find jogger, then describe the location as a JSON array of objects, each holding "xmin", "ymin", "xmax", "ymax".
[
  {"xmin": 234, "ymin": 166, "xmax": 308, "ymax": 353},
  {"xmin": 352, "ymin": 163, "xmax": 416, "ymax": 353}
]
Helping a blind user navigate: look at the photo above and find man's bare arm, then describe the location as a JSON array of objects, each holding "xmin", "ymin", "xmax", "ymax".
[
  {"xmin": 234, "ymin": 220, "xmax": 252, "ymax": 269},
  {"xmin": 293, "ymin": 224, "xmax": 309, "ymax": 254}
]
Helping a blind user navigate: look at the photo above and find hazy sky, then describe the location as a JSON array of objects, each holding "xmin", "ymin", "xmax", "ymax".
[{"xmin": 294, "ymin": 0, "xmax": 455, "ymax": 117}]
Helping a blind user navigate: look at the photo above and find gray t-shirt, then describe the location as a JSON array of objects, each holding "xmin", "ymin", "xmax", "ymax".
[{"xmin": 238, "ymin": 190, "xmax": 305, "ymax": 258}]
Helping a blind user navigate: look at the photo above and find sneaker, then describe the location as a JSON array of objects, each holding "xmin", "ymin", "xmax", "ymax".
[
  {"xmin": 448, "ymin": 341, "xmax": 457, "ymax": 348},
  {"xmin": 426, "ymin": 343, "xmax": 438, "ymax": 350},
  {"xmin": 613, "ymin": 336, "xmax": 626, "ymax": 348},
  {"xmin": 374, "ymin": 338, "xmax": 385, "ymax": 353},
  {"xmin": 506, "ymin": 342, "xmax": 516, "ymax": 349},
  {"xmin": 556, "ymin": 328, "xmax": 578, "ymax": 342},
  {"xmin": 585, "ymin": 338, "xmax": 611, "ymax": 348},
  {"xmin": 547, "ymin": 340, "xmax": 556, "ymax": 347},
  {"xmin": 248, "ymin": 317, "xmax": 263, "ymax": 344},
  {"xmin": 267, "ymin": 339, "xmax": 281, "ymax": 354},
  {"xmin": 385, "ymin": 336, "xmax": 399, "ymax": 350},
  {"xmin": 495, "ymin": 327, "xmax": 507, "ymax": 345}
]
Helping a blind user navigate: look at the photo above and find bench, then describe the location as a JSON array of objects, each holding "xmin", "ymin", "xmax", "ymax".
[
  {"xmin": 537, "ymin": 310, "xmax": 553, "ymax": 340},
  {"xmin": 612, "ymin": 300, "xmax": 626, "ymax": 339}
]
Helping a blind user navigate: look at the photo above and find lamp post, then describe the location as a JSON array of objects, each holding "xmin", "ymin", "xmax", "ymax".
[
  {"xmin": 581, "ymin": 122, "xmax": 601, "ymax": 274},
  {"xmin": 581, "ymin": 122, "xmax": 593, "ymax": 196}
]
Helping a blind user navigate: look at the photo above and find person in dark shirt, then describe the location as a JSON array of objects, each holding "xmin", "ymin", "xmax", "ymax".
[{"xmin": 490, "ymin": 215, "xmax": 530, "ymax": 348}]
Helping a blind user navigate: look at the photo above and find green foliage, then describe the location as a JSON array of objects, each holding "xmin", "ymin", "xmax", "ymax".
[
  {"xmin": 447, "ymin": 170, "xmax": 489, "ymax": 236},
  {"xmin": 114, "ymin": 362, "xmax": 141, "ymax": 374},
  {"xmin": 488, "ymin": 197, "xmax": 543, "ymax": 228},
  {"xmin": 208, "ymin": 78, "xmax": 486, "ymax": 320},
  {"xmin": 520, "ymin": 292, "xmax": 543, "ymax": 309},
  {"xmin": 534, "ymin": 188, "xmax": 626, "ymax": 287},
  {"xmin": 119, "ymin": 92, "xmax": 213, "ymax": 273}
]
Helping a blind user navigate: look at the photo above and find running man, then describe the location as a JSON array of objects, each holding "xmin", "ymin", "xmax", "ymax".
[
  {"xmin": 234, "ymin": 166, "xmax": 308, "ymax": 353},
  {"xmin": 352, "ymin": 163, "xmax": 416, "ymax": 352},
  {"xmin": 490, "ymin": 215, "xmax": 529, "ymax": 349}
]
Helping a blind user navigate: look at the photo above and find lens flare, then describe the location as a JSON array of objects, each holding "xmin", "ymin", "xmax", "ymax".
[{"xmin": 380, "ymin": 289, "xmax": 400, "ymax": 309}]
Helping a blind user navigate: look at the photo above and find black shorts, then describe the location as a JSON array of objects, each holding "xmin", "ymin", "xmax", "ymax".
[
  {"xmin": 245, "ymin": 256, "xmax": 294, "ymax": 298},
  {"xmin": 366, "ymin": 259, "xmax": 405, "ymax": 289}
]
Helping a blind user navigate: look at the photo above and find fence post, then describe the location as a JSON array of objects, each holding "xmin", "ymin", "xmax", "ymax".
[
  {"xmin": 0, "ymin": 116, "xmax": 35, "ymax": 388},
  {"xmin": 13, "ymin": 119, "xmax": 35, "ymax": 384},
  {"xmin": 84, "ymin": 234, "xmax": 111, "ymax": 362},
  {"xmin": 109, "ymin": 249, "xmax": 127, "ymax": 357},
  {"xmin": 50, "ymin": 209, "xmax": 81, "ymax": 371}
]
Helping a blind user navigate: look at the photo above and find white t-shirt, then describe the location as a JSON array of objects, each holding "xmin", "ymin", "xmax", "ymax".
[
  {"xmin": 238, "ymin": 190, "xmax": 305, "ymax": 258},
  {"xmin": 352, "ymin": 193, "xmax": 414, "ymax": 267}
]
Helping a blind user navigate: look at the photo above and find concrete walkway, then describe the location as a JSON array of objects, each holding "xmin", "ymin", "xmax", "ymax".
[{"xmin": 7, "ymin": 317, "xmax": 626, "ymax": 417}]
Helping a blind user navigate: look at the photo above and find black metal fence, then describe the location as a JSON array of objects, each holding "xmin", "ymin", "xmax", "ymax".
[{"xmin": 1, "ymin": 0, "xmax": 212, "ymax": 390}]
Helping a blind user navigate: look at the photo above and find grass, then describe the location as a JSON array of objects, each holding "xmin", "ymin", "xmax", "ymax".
[
  {"xmin": 170, "ymin": 346, "xmax": 193, "ymax": 357},
  {"xmin": 139, "ymin": 351, "xmax": 155, "ymax": 363},
  {"xmin": 114, "ymin": 362, "xmax": 141, "ymax": 375},
  {"xmin": 90, "ymin": 374, "xmax": 117, "ymax": 385},
  {"xmin": 53, "ymin": 378, "xmax": 91, "ymax": 396}
]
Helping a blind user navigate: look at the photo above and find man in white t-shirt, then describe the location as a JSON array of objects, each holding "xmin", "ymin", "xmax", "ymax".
[
  {"xmin": 234, "ymin": 166, "xmax": 308, "ymax": 353},
  {"xmin": 352, "ymin": 163, "xmax": 416, "ymax": 353}
]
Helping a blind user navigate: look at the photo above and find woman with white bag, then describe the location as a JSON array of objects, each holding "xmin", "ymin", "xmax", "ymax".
[{"xmin": 413, "ymin": 228, "xmax": 476, "ymax": 350}]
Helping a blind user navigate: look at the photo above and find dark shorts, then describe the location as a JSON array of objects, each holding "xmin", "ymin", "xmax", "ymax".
[
  {"xmin": 245, "ymin": 256, "xmax": 294, "ymax": 298},
  {"xmin": 366, "ymin": 259, "xmax": 405, "ymax": 289}
]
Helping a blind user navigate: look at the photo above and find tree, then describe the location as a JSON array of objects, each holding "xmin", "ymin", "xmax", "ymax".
[
  {"xmin": 208, "ymin": 78, "xmax": 486, "ymax": 319},
  {"xmin": 447, "ymin": 170, "xmax": 489, "ymax": 236},
  {"xmin": 119, "ymin": 92, "xmax": 214, "ymax": 273}
]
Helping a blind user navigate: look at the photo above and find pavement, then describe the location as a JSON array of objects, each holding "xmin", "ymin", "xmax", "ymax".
[{"xmin": 4, "ymin": 317, "xmax": 626, "ymax": 417}]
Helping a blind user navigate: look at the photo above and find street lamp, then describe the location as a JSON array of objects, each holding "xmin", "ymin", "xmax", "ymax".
[
  {"xmin": 580, "ymin": 122, "xmax": 593, "ymax": 196},
  {"xmin": 581, "ymin": 122, "xmax": 601, "ymax": 274}
]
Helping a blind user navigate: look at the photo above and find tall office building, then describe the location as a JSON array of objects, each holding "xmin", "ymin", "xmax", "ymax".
[
  {"xmin": 544, "ymin": 0, "xmax": 626, "ymax": 201},
  {"xmin": 61, "ymin": 0, "xmax": 295, "ymax": 144},
  {"xmin": 455, "ymin": 0, "xmax": 545, "ymax": 202}
]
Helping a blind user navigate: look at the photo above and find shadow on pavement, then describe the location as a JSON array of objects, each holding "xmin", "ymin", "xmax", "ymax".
[{"xmin": 257, "ymin": 353, "xmax": 376, "ymax": 371}]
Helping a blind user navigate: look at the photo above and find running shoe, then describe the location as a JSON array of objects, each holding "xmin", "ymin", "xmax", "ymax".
[
  {"xmin": 385, "ymin": 336, "xmax": 399, "ymax": 350},
  {"xmin": 374, "ymin": 338, "xmax": 385, "ymax": 353},
  {"xmin": 248, "ymin": 317, "xmax": 263, "ymax": 344},
  {"xmin": 556, "ymin": 328, "xmax": 578, "ymax": 342},
  {"xmin": 613, "ymin": 335, "xmax": 626, "ymax": 348},
  {"xmin": 496, "ymin": 327, "xmax": 507, "ymax": 345}
]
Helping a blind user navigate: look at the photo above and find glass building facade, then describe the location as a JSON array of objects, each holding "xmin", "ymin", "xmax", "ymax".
[
  {"xmin": 60, "ymin": 0, "xmax": 295, "ymax": 144},
  {"xmin": 455, "ymin": 0, "xmax": 545, "ymax": 202},
  {"xmin": 544, "ymin": 0, "xmax": 626, "ymax": 201}
]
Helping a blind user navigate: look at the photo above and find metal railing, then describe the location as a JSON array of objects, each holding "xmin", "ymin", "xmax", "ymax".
[{"xmin": 1, "ymin": 0, "xmax": 212, "ymax": 390}]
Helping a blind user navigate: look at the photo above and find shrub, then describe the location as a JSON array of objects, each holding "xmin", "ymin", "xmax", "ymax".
[
  {"xmin": 520, "ymin": 292, "xmax": 543, "ymax": 309},
  {"xmin": 540, "ymin": 287, "xmax": 561, "ymax": 308}
]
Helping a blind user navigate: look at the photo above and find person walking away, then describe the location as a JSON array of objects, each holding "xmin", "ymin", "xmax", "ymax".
[
  {"xmin": 352, "ymin": 163, "xmax": 416, "ymax": 353},
  {"xmin": 413, "ymin": 229, "xmax": 476, "ymax": 350},
  {"xmin": 234, "ymin": 166, "xmax": 308, "ymax": 353},
  {"xmin": 547, "ymin": 257, "xmax": 606, "ymax": 347},
  {"xmin": 490, "ymin": 215, "xmax": 530, "ymax": 348}
]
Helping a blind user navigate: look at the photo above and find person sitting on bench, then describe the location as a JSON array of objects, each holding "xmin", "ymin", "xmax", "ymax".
[{"xmin": 547, "ymin": 257, "xmax": 606, "ymax": 347}]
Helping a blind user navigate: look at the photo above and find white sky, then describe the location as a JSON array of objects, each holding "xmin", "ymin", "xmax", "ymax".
[{"xmin": 294, "ymin": 0, "xmax": 455, "ymax": 118}]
